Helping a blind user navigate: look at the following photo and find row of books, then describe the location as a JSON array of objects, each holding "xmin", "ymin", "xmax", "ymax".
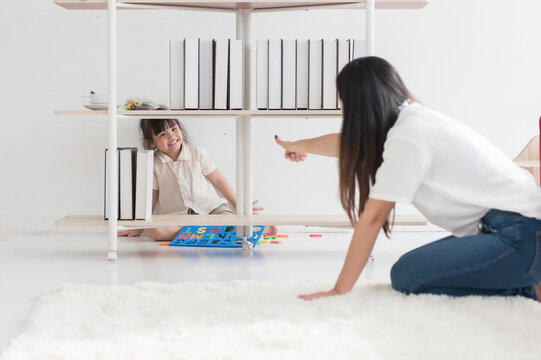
[
  {"xmin": 104, "ymin": 148, "xmax": 154, "ymax": 220},
  {"xmin": 256, "ymin": 39, "xmax": 366, "ymax": 110},
  {"xmin": 169, "ymin": 38, "xmax": 243, "ymax": 110}
]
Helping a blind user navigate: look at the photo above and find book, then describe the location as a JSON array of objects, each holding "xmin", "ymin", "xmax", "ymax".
[
  {"xmin": 268, "ymin": 39, "xmax": 282, "ymax": 110},
  {"xmin": 135, "ymin": 150, "xmax": 154, "ymax": 220},
  {"xmin": 184, "ymin": 38, "xmax": 199, "ymax": 109},
  {"xmin": 199, "ymin": 39, "xmax": 213, "ymax": 110},
  {"xmin": 169, "ymin": 39, "xmax": 184, "ymax": 110},
  {"xmin": 229, "ymin": 39, "xmax": 243, "ymax": 110},
  {"xmin": 281, "ymin": 39, "xmax": 296, "ymax": 110},
  {"xmin": 351, "ymin": 39, "xmax": 366, "ymax": 60},
  {"xmin": 322, "ymin": 39, "xmax": 338, "ymax": 110},
  {"xmin": 337, "ymin": 39, "xmax": 351, "ymax": 74},
  {"xmin": 169, "ymin": 225, "xmax": 265, "ymax": 248},
  {"xmin": 119, "ymin": 148, "xmax": 137, "ymax": 220},
  {"xmin": 256, "ymin": 39, "xmax": 269, "ymax": 110},
  {"xmin": 337, "ymin": 39, "xmax": 350, "ymax": 109},
  {"xmin": 213, "ymin": 39, "xmax": 229, "ymax": 110},
  {"xmin": 308, "ymin": 39, "xmax": 322, "ymax": 110},
  {"xmin": 104, "ymin": 147, "xmax": 136, "ymax": 220},
  {"xmin": 104, "ymin": 148, "xmax": 117, "ymax": 220},
  {"xmin": 296, "ymin": 39, "xmax": 309, "ymax": 109}
]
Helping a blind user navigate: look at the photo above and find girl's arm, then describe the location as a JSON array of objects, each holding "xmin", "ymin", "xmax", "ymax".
[
  {"xmin": 151, "ymin": 189, "xmax": 158, "ymax": 211},
  {"xmin": 206, "ymin": 170, "xmax": 264, "ymax": 213},
  {"xmin": 275, "ymin": 133, "xmax": 341, "ymax": 159},
  {"xmin": 299, "ymin": 198, "xmax": 395, "ymax": 300},
  {"xmin": 207, "ymin": 169, "xmax": 237, "ymax": 208}
]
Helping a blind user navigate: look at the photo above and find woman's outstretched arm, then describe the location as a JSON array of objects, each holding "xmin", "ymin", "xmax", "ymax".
[
  {"xmin": 275, "ymin": 133, "xmax": 341, "ymax": 160},
  {"xmin": 299, "ymin": 198, "xmax": 395, "ymax": 300}
]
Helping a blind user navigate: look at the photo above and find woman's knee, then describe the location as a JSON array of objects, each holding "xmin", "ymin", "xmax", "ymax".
[{"xmin": 390, "ymin": 257, "xmax": 415, "ymax": 294}]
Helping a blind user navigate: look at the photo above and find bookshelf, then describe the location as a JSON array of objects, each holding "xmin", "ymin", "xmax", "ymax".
[
  {"xmin": 54, "ymin": 0, "xmax": 428, "ymax": 10},
  {"xmin": 56, "ymin": 214, "xmax": 427, "ymax": 227},
  {"xmin": 54, "ymin": 0, "xmax": 429, "ymax": 260},
  {"xmin": 54, "ymin": 110, "xmax": 344, "ymax": 116}
]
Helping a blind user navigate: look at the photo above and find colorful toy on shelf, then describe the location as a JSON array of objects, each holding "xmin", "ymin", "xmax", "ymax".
[
  {"xmin": 169, "ymin": 225, "xmax": 265, "ymax": 248},
  {"xmin": 122, "ymin": 97, "xmax": 167, "ymax": 111}
]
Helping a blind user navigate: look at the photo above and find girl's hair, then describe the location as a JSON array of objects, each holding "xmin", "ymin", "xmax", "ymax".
[
  {"xmin": 140, "ymin": 118, "xmax": 189, "ymax": 150},
  {"xmin": 336, "ymin": 56, "xmax": 416, "ymax": 236}
]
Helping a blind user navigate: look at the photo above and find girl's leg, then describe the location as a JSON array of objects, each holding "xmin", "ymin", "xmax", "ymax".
[{"xmin": 390, "ymin": 210, "xmax": 541, "ymax": 300}]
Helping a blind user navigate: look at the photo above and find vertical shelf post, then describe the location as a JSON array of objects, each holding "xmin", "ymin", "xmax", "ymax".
[
  {"xmin": 366, "ymin": 0, "xmax": 375, "ymax": 56},
  {"xmin": 235, "ymin": 8, "xmax": 253, "ymax": 244},
  {"xmin": 107, "ymin": 0, "xmax": 118, "ymax": 261}
]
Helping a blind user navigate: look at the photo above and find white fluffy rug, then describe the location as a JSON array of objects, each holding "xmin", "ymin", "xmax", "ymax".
[{"xmin": 2, "ymin": 281, "xmax": 540, "ymax": 360}]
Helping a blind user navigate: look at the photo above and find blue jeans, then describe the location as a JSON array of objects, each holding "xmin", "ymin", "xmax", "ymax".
[{"xmin": 391, "ymin": 209, "xmax": 541, "ymax": 300}]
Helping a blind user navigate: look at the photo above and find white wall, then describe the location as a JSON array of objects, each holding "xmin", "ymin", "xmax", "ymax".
[{"xmin": 1, "ymin": 0, "xmax": 540, "ymax": 234}]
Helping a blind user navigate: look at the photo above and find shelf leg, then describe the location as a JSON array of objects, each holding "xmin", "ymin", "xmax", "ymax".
[
  {"xmin": 236, "ymin": 9, "xmax": 253, "ymax": 239},
  {"xmin": 107, "ymin": 0, "xmax": 118, "ymax": 261},
  {"xmin": 366, "ymin": 0, "xmax": 375, "ymax": 56},
  {"xmin": 241, "ymin": 236, "xmax": 253, "ymax": 250},
  {"xmin": 243, "ymin": 114, "xmax": 253, "ymax": 238},
  {"xmin": 236, "ymin": 115, "xmax": 244, "ymax": 239}
]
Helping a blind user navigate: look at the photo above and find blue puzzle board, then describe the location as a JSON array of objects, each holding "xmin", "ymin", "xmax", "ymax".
[{"xmin": 169, "ymin": 225, "xmax": 265, "ymax": 248}]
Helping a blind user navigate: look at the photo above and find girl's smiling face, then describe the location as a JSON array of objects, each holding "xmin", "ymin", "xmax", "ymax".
[{"xmin": 150, "ymin": 124, "xmax": 183, "ymax": 160}]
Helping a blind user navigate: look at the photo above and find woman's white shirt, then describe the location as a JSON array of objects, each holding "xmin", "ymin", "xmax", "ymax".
[
  {"xmin": 370, "ymin": 102, "xmax": 541, "ymax": 236},
  {"xmin": 152, "ymin": 145, "xmax": 227, "ymax": 215}
]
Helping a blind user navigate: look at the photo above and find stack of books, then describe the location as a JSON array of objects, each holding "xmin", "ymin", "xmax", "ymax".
[
  {"xmin": 104, "ymin": 148, "xmax": 154, "ymax": 220},
  {"xmin": 256, "ymin": 38, "xmax": 366, "ymax": 110},
  {"xmin": 169, "ymin": 38, "xmax": 243, "ymax": 110}
]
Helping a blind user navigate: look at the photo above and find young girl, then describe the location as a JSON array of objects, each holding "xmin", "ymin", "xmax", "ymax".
[
  {"xmin": 118, "ymin": 118, "xmax": 276, "ymax": 240},
  {"xmin": 275, "ymin": 57, "xmax": 541, "ymax": 302}
]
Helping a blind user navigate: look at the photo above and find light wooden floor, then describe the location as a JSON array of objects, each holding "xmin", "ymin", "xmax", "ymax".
[{"xmin": 0, "ymin": 227, "xmax": 447, "ymax": 351}]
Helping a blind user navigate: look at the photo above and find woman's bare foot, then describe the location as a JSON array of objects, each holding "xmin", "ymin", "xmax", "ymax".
[
  {"xmin": 535, "ymin": 284, "xmax": 541, "ymax": 302},
  {"xmin": 264, "ymin": 225, "xmax": 278, "ymax": 235}
]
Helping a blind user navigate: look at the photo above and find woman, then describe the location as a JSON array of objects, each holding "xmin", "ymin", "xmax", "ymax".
[{"xmin": 275, "ymin": 57, "xmax": 541, "ymax": 301}]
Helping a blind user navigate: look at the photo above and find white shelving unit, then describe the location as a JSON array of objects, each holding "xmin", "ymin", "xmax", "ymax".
[{"xmin": 54, "ymin": 0, "xmax": 429, "ymax": 260}]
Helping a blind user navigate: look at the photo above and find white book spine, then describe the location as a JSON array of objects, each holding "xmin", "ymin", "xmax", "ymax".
[
  {"xmin": 268, "ymin": 39, "xmax": 282, "ymax": 110},
  {"xmin": 322, "ymin": 39, "xmax": 338, "ymax": 110},
  {"xmin": 229, "ymin": 39, "xmax": 243, "ymax": 110},
  {"xmin": 119, "ymin": 148, "xmax": 136, "ymax": 220},
  {"xmin": 104, "ymin": 149, "xmax": 113, "ymax": 219},
  {"xmin": 135, "ymin": 150, "xmax": 154, "ymax": 220},
  {"xmin": 308, "ymin": 39, "xmax": 322, "ymax": 110},
  {"xmin": 352, "ymin": 39, "xmax": 366, "ymax": 60},
  {"xmin": 169, "ymin": 39, "xmax": 184, "ymax": 110},
  {"xmin": 296, "ymin": 40, "xmax": 309, "ymax": 110},
  {"xmin": 213, "ymin": 39, "xmax": 229, "ymax": 110},
  {"xmin": 199, "ymin": 39, "xmax": 213, "ymax": 110},
  {"xmin": 256, "ymin": 39, "xmax": 269, "ymax": 110},
  {"xmin": 281, "ymin": 39, "xmax": 296, "ymax": 110},
  {"xmin": 338, "ymin": 39, "xmax": 350, "ymax": 74},
  {"xmin": 184, "ymin": 38, "xmax": 199, "ymax": 110},
  {"xmin": 337, "ymin": 39, "xmax": 350, "ymax": 109}
]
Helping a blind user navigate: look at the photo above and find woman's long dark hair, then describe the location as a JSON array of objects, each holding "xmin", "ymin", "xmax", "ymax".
[{"xmin": 336, "ymin": 57, "xmax": 415, "ymax": 236}]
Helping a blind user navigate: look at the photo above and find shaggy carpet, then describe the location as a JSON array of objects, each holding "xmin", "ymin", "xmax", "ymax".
[{"xmin": 1, "ymin": 281, "xmax": 540, "ymax": 360}]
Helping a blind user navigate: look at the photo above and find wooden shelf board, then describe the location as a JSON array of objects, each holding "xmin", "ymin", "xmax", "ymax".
[
  {"xmin": 247, "ymin": 110, "xmax": 342, "ymax": 116},
  {"xmin": 54, "ymin": 0, "xmax": 428, "ymax": 10},
  {"xmin": 54, "ymin": 109, "xmax": 344, "ymax": 117},
  {"xmin": 56, "ymin": 213, "xmax": 427, "ymax": 227}
]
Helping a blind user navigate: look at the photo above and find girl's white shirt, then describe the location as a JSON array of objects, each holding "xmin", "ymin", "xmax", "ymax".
[
  {"xmin": 370, "ymin": 102, "xmax": 541, "ymax": 237},
  {"xmin": 152, "ymin": 144, "xmax": 227, "ymax": 215}
]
